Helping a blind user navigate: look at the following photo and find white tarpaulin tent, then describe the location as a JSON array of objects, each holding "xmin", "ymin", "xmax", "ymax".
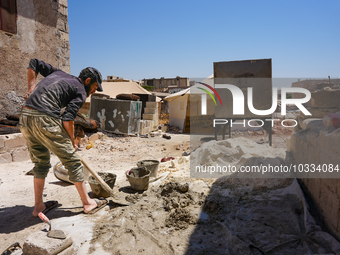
[{"xmin": 164, "ymin": 77, "xmax": 215, "ymax": 131}]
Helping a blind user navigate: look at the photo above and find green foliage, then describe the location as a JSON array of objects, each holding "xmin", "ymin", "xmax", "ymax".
[{"xmin": 142, "ymin": 85, "xmax": 154, "ymax": 91}]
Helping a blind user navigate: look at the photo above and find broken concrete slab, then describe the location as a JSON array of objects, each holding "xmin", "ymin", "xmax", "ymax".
[{"xmin": 23, "ymin": 230, "xmax": 72, "ymax": 255}]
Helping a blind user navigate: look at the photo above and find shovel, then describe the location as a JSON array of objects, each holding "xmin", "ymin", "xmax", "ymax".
[
  {"xmin": 76, "ymin": 152, "xmax": 132, "ymax": 206},
  {"xmin": 38, "ymin": 212, "xmax": 66, "ymax": 239}
]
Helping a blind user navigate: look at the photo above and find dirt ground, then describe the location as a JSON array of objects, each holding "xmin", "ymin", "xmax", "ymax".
[{"xmin": 3, "ymin": 123, "xmax": 339, "ymax": 254}]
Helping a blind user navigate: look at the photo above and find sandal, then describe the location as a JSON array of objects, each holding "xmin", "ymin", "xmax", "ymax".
[
  {"xmin": 84, "ymin": 198, "xmax": 108, "ymax": 214},
  {"xmin": 42, "ymin": 200, "xmax": 58, "ymax": 214}
]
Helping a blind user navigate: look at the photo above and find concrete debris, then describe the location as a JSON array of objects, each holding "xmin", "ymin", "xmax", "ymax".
[{"xmin": 23, "ymin": 230, "xmax": 73, "ymax": 255}]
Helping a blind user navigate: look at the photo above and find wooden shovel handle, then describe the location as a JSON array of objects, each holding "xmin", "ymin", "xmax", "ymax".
[{"xmin": 76, "ymin": 152, "xmax": 114, "ymax": 197}]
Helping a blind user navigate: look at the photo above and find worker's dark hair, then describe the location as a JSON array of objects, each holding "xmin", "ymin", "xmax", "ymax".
[{"xmin": 78, "ymin": 67, "xmax": 103, "ymax": 91}]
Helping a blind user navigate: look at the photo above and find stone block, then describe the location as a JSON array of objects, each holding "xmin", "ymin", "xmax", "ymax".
[
  {"xmin": 144, "ymin": 107, "xmax": 156, "ymax": 114},
  {"xmin": 145, "ymin": 120, "xmax": 153, "ymax": 128},
  {"xmin": 143, "ymin": 114, "xmax": 157, "ymax": 121},
  {"xmin": 59, "ymin": 31, "xmax": 69, "ymax": 41},
  {"xmin": 12, "ymin": 147, "xmax": 30, "ymax": 162},
  {"xmin": 0, "ymin": 136, "xmax": 5, "ymax": 148},
  {"xmin": 139, "ymin": 126, "xmax": 150, "ymax": 135},
  {"xmin": 58, "ymin": 0, "xmax": 68, "ymax": 7},
  {"xmin": 311, "ymin": 90, "xmax": 340, "ymax": 108},
  {"xmin": 0, "ymin": 152, "xmax": 12, "ymax": 163},
  {"xmin": 139, "ymin": 120, "xmax": 146, "ymax": 129},
  {"xmin": 58, "ymin": 244, "xmax": 74, "ymax": 255},
  {"xmin": 23, "ymin": 230, "xmax": 73, "ymax": 255},
  {"xmin": 4, "ymin": 134, "xmax": 26, "ymax": 149},
  {"xmin": 146, "ymin": 102, "xmax": 158, "ymax": 108},
  {"xmin": 57, "ymin": 19, "xmax": 67, "ymax": 32}
]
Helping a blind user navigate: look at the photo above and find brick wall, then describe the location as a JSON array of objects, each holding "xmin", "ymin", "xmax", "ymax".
[
  {"xmin": 287, "ymin": 119, "xmax": 340, "ymax": 238},
  {"xmin": 0, "ymin": 134, "xmax": 29, "ymax": 163},
  {"xmin": 0, "ymin": 0, "xmax": 70, "ymax": 118}
]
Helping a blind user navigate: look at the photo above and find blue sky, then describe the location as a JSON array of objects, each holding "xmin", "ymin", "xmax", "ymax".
[{"xmin": 68, "ymin": 0, "xmax": 339, "ymax": 81}]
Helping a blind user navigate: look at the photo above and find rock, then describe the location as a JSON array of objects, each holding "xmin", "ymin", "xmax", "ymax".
[
  {"xmin": 89, "ymin": 132, "xmax": 103, "ymax": 142},
  {"xmin": 182, "ymin": 151, "xmax": 189, "ymax": 156},
  {"xmin": 79, "ymin": 135, "xmax": 89, "ymax": 147}
]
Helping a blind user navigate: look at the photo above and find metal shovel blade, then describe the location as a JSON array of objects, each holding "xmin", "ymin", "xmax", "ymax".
[{"xmin": 47, "ymin": 229, "xmax": 66, "ymax": 239}]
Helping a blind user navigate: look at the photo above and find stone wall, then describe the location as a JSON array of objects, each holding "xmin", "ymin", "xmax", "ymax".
[
  {"xmin": 0, "ymin": 133, "xmax": 29, "ymax": 163},
  {"xmin": 0, "ymin": 0, "xmax": 70, "ymax": 118},
  {"xmin": 287, "ymin": 119, "xmax": 340, "ymax": 238},
  {"xmin": 292, "ymin": 79, "xmax": 340, "ymax": 91}
]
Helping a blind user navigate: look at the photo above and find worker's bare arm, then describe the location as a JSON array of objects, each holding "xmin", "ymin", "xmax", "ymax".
[
  {"xmin": 63, "ymin": 120, "xmax": 78, "ymax": 151},
  {"xmin": 25, "ymin": 68, "xmax": 38, "ymax": 100}
]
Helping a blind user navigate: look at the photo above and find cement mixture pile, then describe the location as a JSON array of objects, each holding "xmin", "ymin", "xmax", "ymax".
[
  {"xmin": 1, "ymin": 135, "xmax": 340, "ymax": 254},
  {"xmin": 88, "ymin": 178, "xmax": 340, "ymax": 255},
  {"xmin": 85, "ymin": 137, "xmax": 340, "ymax": 254}
]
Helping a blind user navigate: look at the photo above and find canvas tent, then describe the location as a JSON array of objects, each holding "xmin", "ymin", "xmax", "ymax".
[{"xmin": 164, "ymin": 77, "xmax": 215, "ymax": 132}]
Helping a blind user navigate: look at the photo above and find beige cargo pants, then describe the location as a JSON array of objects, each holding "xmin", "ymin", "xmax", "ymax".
[{"xmin": 19, "ymin": 108, "xmax": 84, "ymax": 182}]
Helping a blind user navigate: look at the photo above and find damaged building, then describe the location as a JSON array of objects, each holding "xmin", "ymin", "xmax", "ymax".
[{"xmin": 0, "ymin": 0, "xmax": 70, "ymax": 118}]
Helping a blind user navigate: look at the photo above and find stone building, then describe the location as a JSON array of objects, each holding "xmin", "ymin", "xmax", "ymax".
[
  {"xmin": 142, "ymin": 76, "xmax": 189, "ymax": 92},
  {"xmin": 0, "ymin": 0, "xmax": 70, "ymax": 117}
]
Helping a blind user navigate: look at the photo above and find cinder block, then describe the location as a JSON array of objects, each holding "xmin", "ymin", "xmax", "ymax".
[
  {"xmin": 0, "ymin": 152, "xmax": 12, "ymax": 163},
  {"xmin": 139, "ymin": 120, "xmax": 147, "ymax": 129},
  {"xmin": 146, "ymin": 102, "xmax": 158, "ymax": 108},
  {"xmin": 4, "ymin": 134, "xmax": 27, "ymax": 149},
  {"xmin": 139, "ymin": 126, "xmax": 150, "ymax": 135},
  {"xmin": 23, "ymin": 230, "xmax": 73, "ymax": 255},
  {"xmin": 144, "ymin": 108, "xmax": 156, "ymax": 114},
  {"xmin": 145, "ymin": 120, "xmax": 153, "ymax": 128},
  {"xmin": 143, "ymin": 114, "xmax": 157, "ymax": 121},
  {"xmin": 12, "ymin": 147, "xmax": 30, "ymax": 162}
]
